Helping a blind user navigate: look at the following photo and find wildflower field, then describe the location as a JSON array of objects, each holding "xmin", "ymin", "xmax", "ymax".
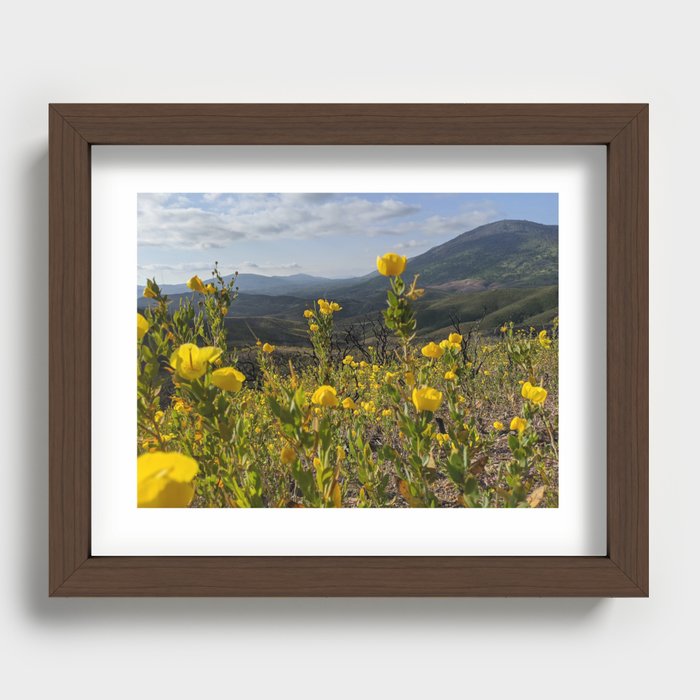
[{"xmin": 137, "ymin": 253, "xmax": 558, "ymax": 508}]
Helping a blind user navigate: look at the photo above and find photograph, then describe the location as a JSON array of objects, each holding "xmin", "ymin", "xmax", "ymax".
[{"xmin": 136, "ymin": 192, "xmax": 559, "ymax": 508}]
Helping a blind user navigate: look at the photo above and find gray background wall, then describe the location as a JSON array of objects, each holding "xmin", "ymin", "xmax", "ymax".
[{"xmin": 1, "ymin": 1, "xmax": 693, "ymax": 698}]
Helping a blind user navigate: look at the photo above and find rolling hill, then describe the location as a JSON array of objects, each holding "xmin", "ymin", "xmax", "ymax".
[
  {"xmin": 137, "ymin": 272, "xmax": 360, "ymax": 298},
  {"xmin": 138, "ymin": 219, "xmax": 558, "ymax": 343}
]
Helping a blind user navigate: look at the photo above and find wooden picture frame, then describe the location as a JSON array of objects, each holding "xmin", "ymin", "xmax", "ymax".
[{"xmin": 49, "ymin": 104, "xmax": 648, "ymax": 597}]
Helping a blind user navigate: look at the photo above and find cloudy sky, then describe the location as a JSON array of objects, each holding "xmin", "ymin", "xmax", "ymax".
[{"xmin": 138, "ymin": 192, "xmax": 558, "ymax": 283}]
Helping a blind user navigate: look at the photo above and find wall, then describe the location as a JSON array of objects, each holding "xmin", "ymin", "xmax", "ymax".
[{"xmin": 1, "ymin": 1, "xmax": 694, "ymax": 698}]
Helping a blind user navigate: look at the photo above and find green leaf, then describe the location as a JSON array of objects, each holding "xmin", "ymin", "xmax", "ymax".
[
  {"xmin": 464, "ymin": 476, "xmax": 477, "ymax": 495},
  {"xmin": 378, "ymin": 445, "xmax": 397, "ymax": 461},
  {"xmin": 446, "ymin": 460, "xmax": 465, "ymax": 485}
]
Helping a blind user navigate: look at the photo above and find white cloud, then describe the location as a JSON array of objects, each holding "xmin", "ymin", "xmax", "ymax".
[
  {"xmin": 138, "ymin": 260, "xmax": 302, "ymax": 276},
  {"xmin": 138, "ymin": 262, "xmax": 218, "ymax": 273},
  {"xmin": 138, "ymin": 194, "xmax": 426, "ymax": 249},
  {"xmin": 138, "ymin": 196, "xmax": 242, "ymax": 249},
  {"xmin": 237, "ymin": 261, "xmax": 302, "ymax": 273},
  {"xmin": 137, "ymin": 194, "xmax": 504, "ymax": 252},
  {"xmin": 395, "ymin": 239, "xmax": 425, "ymax": 250}
]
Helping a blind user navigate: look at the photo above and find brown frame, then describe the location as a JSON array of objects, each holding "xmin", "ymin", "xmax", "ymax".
[{"xmin": 49, "ymin": 104, "xmax": 648, "ymax": 596}]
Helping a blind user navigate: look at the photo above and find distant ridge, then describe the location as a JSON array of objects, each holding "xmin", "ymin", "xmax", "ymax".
[
  {"xmin": 362, "ymin": 219, "xmax": 556, "ymax": 290},
  {"xmin": 137, "ymin": 219, "xmax": 558, "ymax": 339},
  {"xmin": 138, "ymin": 219, "xmax": 557, "ymax": 297}
]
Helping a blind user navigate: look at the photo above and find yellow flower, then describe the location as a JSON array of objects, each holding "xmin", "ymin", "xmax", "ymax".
[
  {"xmin": 141, "ymin": 436, "xmax": 156, "ymax": 450},
  {"xmin": 405, "ymin": 371, "xmax": 416, "ymax": 387},
  {"xmin": 341, "ymin": 397, "xmax": 356, "ymax": 409},
  {"xmin": 361, "ymin": 400, "xmax": 376, "ymax": 413},
  {"xmin": 435, "ymin": 433, "xmax": 451, "ymax": 446},
  {"xmin": 444, "ymin": 370, "xmax": 457, "ymax": 381},
  {"xmin": 303, "ymin": 309, "xmax": 314, "ymax": 318},
  {"xmin": 510, "ymin": 416, "xmax": 527, "ymax": 434},
  {"xmin": 143, "ymin": 285, "xmax": 157, "ymax": 299},
  {"xmin": 500, "ymin": 324, "xmax": 508, "ymax": 333},
  {"xmin": 204, "ymin": 283, "xmax": 216, "ymax": 294},
  {"xmin": 311, "ymin": 385, "xmax": 339, "ymax": 407},
  {"xmin": 172, "ymin": 398, "xmax": 191, "ymax": 414},
  {"xmin": 412, "ymin": 387, "xmax": 443, "ymax": 412},
  {"xmin": 376, "ymin": 252, "xmax": 407, "ymax": 277},
  {"xmin": 439, "ymin": 337, "xmax": 461, "ymax": 351},
  {"xmin": 421, "ymin": 342, "xmax": 445, "ymax": 359},
  {"xmin": 170, "ymin": 343, "xmax": 222, "ymax": 380},
  {"xmin": 262, "ymin": 342, "xmax": 275, "ymax": 354},
  {"xmin": 309, "ymin": 323, "xmax": 319, "ymax": 332},
  {"xmin": 211, "ymin": 366, "xmax": 246, "ymax": 392},
  {"xmin": 336, "ymin": 446, "xmax": 346, "ymax": 463},
  {"xmin": 317, "ymin": 299, "xmax": 336, "ymax": 315},
  {"xmin": 359, "ymin": 360, "xmax": 368, "ymax": 368},
  {"xmin": 448, "ymin": 333, "xmax": 462, "ymax": 345},
  {"xmin": 153, "ymin": 410, "xmax": 164, "ymax": 423},
  {"xmin": 529, "ymin": 386, "xmax": 547, "ymax": 404},
  {"xmin": 329, "ymin": 302, "xmax": 342, "ymax": 312},
  {"xmin": 280, "ymin": 445, "xmax": 296, "ymax": 465},
  {"xmin": 493, "ymin": 421, "xmax": 505, "ymax": 431},
  {"xmin": 137, "ymin": 451, "xmax": 199, "ymax": 508},
  {"xmin": 521, "ymin": 381, "xmax": 548, "ymax": 405},
  {"xmin": 186, "ymin": 275, "xmax": 206, "ymax": 293},
  {"xmin": 381, "ymin": 408, "xmax": 392, "ymax": 417},
  {"xmin": 385, "ymin": 371, "xmax": 398, "ymax": 382},
  {"xmin": 343, "ymin": 355, "xmax": 354, "ymax": 365},
  {"xmin": 137, "ymin": 313, "xmax": 150, "ymax": 340},
  {"xmin": 538, "ymin": 330, "xmax": 552, "ymax": 349}
]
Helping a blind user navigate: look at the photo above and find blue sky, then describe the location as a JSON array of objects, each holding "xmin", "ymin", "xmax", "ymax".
[{"xmin": 138, "ymin": 193, "xmax": 558, "ymax": 283}]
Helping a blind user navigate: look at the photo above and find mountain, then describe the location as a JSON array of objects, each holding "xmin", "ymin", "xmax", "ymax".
[
  {"xmin": 138, "ymin": 220, "xmax": 558, "ymax": 341},
  {"xmin": 139, "ymin": 220, "xmax": 556, "ymax": 298},
  {"xmin": 337, "ymin": 219, "xmax": 558, "ymax": 297},
  {"xmin": 409, "ymin": 218, "xmax": 557, "ymax": 285},
  {"xmin": 137, "ymin": 272, "xmax": 359, "ymax": 298}
]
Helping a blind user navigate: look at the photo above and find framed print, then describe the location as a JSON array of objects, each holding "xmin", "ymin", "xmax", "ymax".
[{"xmin": 49, "ymin": 104, "xmax": 648, "ymax": 596}]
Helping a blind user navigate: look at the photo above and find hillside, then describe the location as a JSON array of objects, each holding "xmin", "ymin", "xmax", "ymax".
[
  {"xmin": 138, "ymin": 219, "xmax": 558, "ymax": 343},
  {"xmin": 337, "ymin": 219, "xmax": 557, "ymax": 297},
  {"xmin": 410, "ymin": 218, "xmax": 557, "ymax": 286},
  {"xmin": 137, "ymin": 272, "xmax": 360, "ymax": 298}
]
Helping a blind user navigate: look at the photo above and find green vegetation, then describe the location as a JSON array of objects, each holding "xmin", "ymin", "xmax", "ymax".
[
  {"xmin": 137, "ymin": 251, "xmax": 559, "ymax": 509},
  {"xmin": 137, "ymin": 220, "xmax": 559, "ymax": 346}
]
